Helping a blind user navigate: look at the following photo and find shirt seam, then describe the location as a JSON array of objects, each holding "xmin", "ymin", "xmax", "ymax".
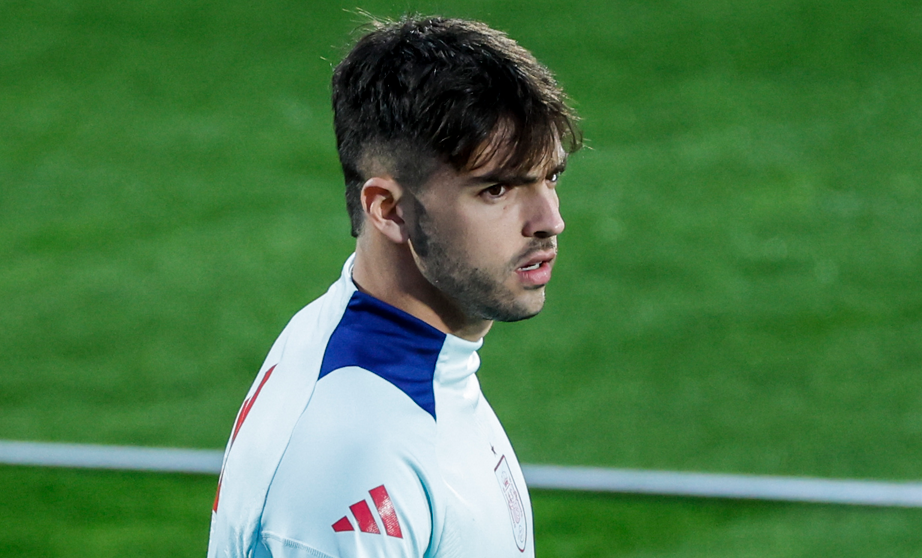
[
  {"xmin": 252, "ymin": 275, "xmax": 356, "ymax": 554},
  {"xmin": 261, "ymin": 531, "xmax": 337, "ymax": 558}
]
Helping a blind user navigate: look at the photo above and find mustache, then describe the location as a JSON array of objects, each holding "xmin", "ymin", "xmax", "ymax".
[{"xmin": 512, "ymin": 239, "xmax": 557, "ymax": 265}]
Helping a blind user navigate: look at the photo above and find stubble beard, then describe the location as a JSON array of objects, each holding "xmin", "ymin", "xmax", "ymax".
[{"xmin": 408, "ymin": 198, "xmax": 553, "ymax": 323}]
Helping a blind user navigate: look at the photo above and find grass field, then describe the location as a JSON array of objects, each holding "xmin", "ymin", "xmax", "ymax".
[
  {"xmin": 2, "ymin": 0, "xmax": 921, "ymax": 556},
  {"xmin": 3, "ymin": 466, "xmax": 922, "ymax": 558}
]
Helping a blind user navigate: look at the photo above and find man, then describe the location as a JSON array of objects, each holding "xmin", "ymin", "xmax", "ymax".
[{"xmin": 208, "ymin": 15, "xmax": 580, "ymax": 558}]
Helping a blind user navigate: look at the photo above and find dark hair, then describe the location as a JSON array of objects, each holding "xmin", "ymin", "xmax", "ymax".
[{"xmin": 332, "ymin": 16, "xmax": 581, "ymax": 237}]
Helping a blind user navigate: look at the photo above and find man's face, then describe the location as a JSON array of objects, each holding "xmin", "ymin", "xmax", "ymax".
[{"xmin": 406, "ymin": 146, "xmax": 567, "ymax": 323}]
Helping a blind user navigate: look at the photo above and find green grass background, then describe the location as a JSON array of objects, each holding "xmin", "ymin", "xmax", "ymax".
[{"xmin": 2, "ymin": 0, "xmax": 921, "ymax": 556}]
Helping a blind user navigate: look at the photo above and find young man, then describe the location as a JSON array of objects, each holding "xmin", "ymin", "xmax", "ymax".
[{"xmin": 208, "ymin": 16, "xmax": 580, "ymax": 558}]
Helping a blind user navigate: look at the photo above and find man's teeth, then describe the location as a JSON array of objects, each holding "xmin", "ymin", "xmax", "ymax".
[{"xmin": 520, "ymin": 262, "xmax": 541, "ymax": 271}]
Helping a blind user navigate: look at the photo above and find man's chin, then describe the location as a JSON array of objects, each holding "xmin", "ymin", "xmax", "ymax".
[
  {"xmin": 493, "ymin": 309, "xmax": 542, "ymax": 323},
  {"xmin": 485, "ymin": 294, "xmax": 546, "ymax": 323}
]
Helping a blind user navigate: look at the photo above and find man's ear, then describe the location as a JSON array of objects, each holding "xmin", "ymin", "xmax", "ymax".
[{"xmin": 360, "ymin": 176, "xmax": 409, "ymax": 244}]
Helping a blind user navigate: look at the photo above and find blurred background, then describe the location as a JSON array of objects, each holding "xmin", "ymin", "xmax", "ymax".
[{"xmin": 2, "ymin": 0, "xmax": 921, "ymax": 556}]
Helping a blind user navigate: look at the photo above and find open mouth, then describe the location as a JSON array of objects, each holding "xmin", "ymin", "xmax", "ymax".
[{"xmin": 514, "ymin": 256, "xmax": 554, "ymax": 286}]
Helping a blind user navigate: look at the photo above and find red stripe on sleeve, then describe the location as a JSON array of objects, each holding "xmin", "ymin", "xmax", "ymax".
[
  {"xmin": 369, "ymin": 485, "xmax": 403, "ymax": 538},
  {"xmin": 232, "ymin": 365, "xmax": 276, "ymax": 442},
  {"xmin": 332, "ymin": 516, "xmax": 354, "ymax": 532},
  {"xmin": 349, "ymin": 500, "xmax": 381, "ymax": 534},
  {"xmin": 212, "ymin": 477, "xmax": 222, "ymax": 512}
]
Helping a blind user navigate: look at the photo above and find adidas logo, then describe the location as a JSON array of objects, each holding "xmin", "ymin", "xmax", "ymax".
[{"xmin": 332, "ymin": 485, "xmax": 403, "ymax": 539}]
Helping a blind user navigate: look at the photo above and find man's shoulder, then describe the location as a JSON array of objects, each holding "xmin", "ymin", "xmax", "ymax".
[
  {"xmin": 305, "ymin": 365, "xmax": 440, "ymax": 440},
  {"xmin": 262, "ymin": 365, "xmax": 438, "ymax": 557},
  {"xmin": 316, "ymin": 290, "xmax": 447, "ymax": 421}
]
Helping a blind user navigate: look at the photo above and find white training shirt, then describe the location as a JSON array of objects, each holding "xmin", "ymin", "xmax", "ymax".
[{"xmin": 208, "ymin": 255, "xmax": 533, "ymax": 558}]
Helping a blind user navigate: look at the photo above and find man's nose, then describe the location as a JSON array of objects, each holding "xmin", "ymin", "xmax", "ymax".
[{"xmin": 523, "ymin": 184, "xmax": 565, "ymax": 239}]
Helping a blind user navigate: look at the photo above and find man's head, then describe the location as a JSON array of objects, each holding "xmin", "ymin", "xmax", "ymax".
[
  {"xmin": 332, "ymin": 16, "xmax": 581, "ymax": 237},
  {"xmin": 334, "ymin": 16, "xmax": 580, "ymax": 331}
]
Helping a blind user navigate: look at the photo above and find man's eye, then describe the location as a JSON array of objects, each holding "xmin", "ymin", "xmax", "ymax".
[
  {"xmin": 482, "ymin": 184, "xmax": 508, "ymax": 198},
  {"xmin": 548, "ymin": 172, "xmax": 560, "ymax": 183}
]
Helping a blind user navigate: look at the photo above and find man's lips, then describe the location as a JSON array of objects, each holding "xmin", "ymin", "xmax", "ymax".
[
  {"xmin": 515, "ymin": 250, "xmax": 557, "ymax": 285},
  {"xmin": 516, "ymin": 250, "xmax": 556, "ymax": 270}
]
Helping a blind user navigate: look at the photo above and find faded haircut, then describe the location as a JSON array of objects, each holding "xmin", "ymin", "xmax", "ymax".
[{"xmin": 331, "ymin": 15, "xmax": 581, "ymax": 237}]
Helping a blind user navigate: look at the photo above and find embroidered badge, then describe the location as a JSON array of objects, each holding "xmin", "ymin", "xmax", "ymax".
[{"xmin": 494, "ymin": 455, "xmax": 527, "ymax": 551}]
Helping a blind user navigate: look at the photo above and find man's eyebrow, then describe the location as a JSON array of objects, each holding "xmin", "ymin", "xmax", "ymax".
[{"xmin": 469, "ymin": 161, "xmax": 568, "ymax": 186}]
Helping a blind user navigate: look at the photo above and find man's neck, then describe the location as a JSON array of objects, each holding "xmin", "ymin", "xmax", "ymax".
[{"xmin": 351, "ymin": 237, "xmax": 492, "ymax": 342}]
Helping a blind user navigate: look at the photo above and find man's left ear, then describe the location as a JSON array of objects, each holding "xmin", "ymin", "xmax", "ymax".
[{"xmin": 360, "ymin": 176, "xmax": 409, "ymax": 244}]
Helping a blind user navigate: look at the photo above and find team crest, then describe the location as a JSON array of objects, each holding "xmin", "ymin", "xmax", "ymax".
[{"xmin": 494, "ymin": 455, "xmax": 527, "ymax": 552}]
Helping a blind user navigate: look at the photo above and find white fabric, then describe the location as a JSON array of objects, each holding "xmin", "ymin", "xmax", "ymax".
[{"xmin": 208, "ymin": 255, "xmax": 534, "ymax": 557}]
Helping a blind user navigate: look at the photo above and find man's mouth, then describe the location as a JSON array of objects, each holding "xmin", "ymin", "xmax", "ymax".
[
  {"xmin": 514, "ymin": 250, "xmax": 557, "ymax": 286},
  {"xmin": 518, "ymin": 262, "xmax": 542, "ymax": 272},
  {"xmin": 515, "ymin": 247, "xmax": 556, "ymax": 270}
]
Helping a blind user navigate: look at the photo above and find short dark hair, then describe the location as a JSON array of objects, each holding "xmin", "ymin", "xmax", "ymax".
[{"xmin": 332, "ymin": 16, "xmax": 581, "ymax": 237}]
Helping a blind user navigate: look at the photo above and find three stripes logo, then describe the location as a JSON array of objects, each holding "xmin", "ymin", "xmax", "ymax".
[{"xmin": 332, "ymin": 485, "xmax": 403, "ymax": 539}]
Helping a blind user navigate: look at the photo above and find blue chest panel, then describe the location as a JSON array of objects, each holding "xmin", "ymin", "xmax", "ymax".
[{"xmin": 318, "ymin": 291, "xmax": 446, "ymax": 420}]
